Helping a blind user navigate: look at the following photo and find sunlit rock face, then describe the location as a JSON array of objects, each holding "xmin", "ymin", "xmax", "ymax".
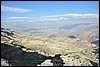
[{"xmin": 1, "ymin": 28, "xmax": 99, "ymax": 66}]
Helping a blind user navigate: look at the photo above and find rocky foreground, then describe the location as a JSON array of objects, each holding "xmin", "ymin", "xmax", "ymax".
[{"xmin": 1, "ymin": 28, "xmax": 99, "ymax": 66}]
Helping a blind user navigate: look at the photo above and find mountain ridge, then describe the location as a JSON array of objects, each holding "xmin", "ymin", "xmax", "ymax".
[{"xmin": 1, "ymin": 28, "xmax": 99, "ymax": 66}]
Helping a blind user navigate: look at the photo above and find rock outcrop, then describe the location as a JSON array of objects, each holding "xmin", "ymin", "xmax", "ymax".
[{"xmin": 1, "ymin": 28, "xmax": 99, "ymax": 66}]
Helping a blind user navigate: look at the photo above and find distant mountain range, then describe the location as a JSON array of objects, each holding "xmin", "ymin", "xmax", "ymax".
[
  {"xmin": 2, "ymin": 22, "xmax": 99, "ymax": 45},
  {"xmin": 59, "ymin": 23, "xmax": 93, "ymax": 29},
  {"xmin": 64, "ymin": 23, "xmax": 99, "ymax": 42},
  {"xmin": 32, "ymin": 22, "xmax": 99, "ymax": 45}
]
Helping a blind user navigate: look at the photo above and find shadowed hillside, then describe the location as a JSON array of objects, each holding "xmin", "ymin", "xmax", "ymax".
[
  {"xmin": 1, "ymin": 28, "xmax": 99, "ymax": 66},
  {"xmin": 1, "ymin": 43, "xmax": 64, "ymax": 66}
]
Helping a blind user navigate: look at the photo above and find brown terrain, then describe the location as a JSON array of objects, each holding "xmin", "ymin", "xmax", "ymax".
[
  {"xmin": 1, "ymin": 28, "xmax": 99, "ymax": 66},
  {"xmin": 35, "ymin": 23, "xmax": 99, "ymax": 44}
]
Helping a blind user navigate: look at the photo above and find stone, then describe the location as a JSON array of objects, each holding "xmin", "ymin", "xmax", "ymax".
[
  {"xmin": 41, "ymin": 60, "xmax": 53, "ymax": 66},
  {"xmin": 1, "ymin": 58, "xmax": 11, "ymax": 66}
]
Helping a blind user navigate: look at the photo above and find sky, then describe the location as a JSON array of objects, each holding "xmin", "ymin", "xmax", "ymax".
[{"xmin": 1, "ymin": 1, "xmax": 99, "ymax": 30}]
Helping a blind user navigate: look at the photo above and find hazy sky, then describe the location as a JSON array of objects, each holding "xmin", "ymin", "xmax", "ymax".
[{"xmin": 1, "ymin": 1, "xmax": 99, "ymax": 29}]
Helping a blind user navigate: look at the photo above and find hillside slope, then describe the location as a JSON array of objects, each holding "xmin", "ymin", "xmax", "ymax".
[
  {"xmin": 35, "ymin": 23, "xmax": 99, "ymax": 44},
  {"xmin": 1, "ymin": 28, "xmax": 99, "ymax": 66}
]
